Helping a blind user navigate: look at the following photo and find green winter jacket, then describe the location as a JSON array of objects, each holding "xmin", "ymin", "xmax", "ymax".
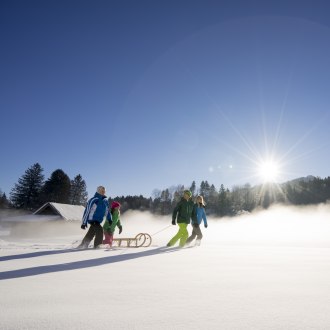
[
  {"xmin": 103, "ymin": 209, "xmax": 122, "ymax": 233},
  {"xmin": 172, "ymin": 198, "xmax": 196, "ymax": 224}
]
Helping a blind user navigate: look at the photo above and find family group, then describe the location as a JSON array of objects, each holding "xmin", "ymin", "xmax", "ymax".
[{"xmin": 78, "ymin": 186, "xmax": 208, "ymax": 249}]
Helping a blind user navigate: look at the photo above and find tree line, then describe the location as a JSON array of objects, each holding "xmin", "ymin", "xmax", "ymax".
[
  {"xmin": 1, "ymin": 163, "xmax": 330, "ymax": 216},
  {"xmin": 1, "ymin": 163, "xmax": 88, "ymax": 211}
]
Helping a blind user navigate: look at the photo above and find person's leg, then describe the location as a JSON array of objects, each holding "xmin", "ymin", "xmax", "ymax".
[
  {"xmin": 78, "ymin": 225, "xmax": 96, "ymax": 248},
  {"xmin": 109, "ymin": 232, "xmax": 114, "ymax": 247},
  {"xmin": 103, "ymin": 231, "xmax": 111, "ymax": 244},
  {"xmin": 186, "ymin": 226, "xmax": 197, "ymax": 245},
  {"xmin": 93, "ymin": 222, "xmax": 104, "ymax": 247},
  {"xmin": 195, "ymin": 226, "xmax": 203, "ymax": 245},
  {"xmin": 167, "ymin": 226, "xmax": 183, "ymax": 247},
  {"xmin": 195, "ymin": 226, "xmax": 203, "ymax": 240},
  {"xmin": 178, "ymin": 223, "xmax": 188, "ymax": 247}
]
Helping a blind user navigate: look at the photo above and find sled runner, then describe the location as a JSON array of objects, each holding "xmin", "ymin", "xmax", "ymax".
[{"xmin": 112, "ymin": 233, "xmax": 152, "ymax": 248}]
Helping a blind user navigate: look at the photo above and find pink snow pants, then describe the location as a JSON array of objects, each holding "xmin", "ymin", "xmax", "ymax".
[{"xmin": 103, "ymin": 232, "xmax": 114, "ymax": 246}]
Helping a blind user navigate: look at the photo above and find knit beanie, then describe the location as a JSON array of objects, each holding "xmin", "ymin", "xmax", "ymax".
[
  {"xmin": 111, "ymin": 201, "xmax": 121, "ymax": 209},
  {"xmin": 184, "ymin": 190, "xmax": 192, "ymax": 198}
]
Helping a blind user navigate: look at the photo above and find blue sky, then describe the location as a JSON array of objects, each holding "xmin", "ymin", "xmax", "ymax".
[{"xmin": 1, "ymin": 0, "xmax": 330, "ymax": 199}]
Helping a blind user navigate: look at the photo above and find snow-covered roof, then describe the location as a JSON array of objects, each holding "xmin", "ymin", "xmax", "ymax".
[
  {"xmin": 33, "ymin": 202, "xmax": 85, "ymax": 221},
  {"xmin": 1, "ymin": 214, "xmax": 62, "ymax": 223}
]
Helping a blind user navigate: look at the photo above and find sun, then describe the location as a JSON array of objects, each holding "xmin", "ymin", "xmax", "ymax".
[{"xmin": 257, "ymin": 160, "xmax": 280, "ymax": 183}]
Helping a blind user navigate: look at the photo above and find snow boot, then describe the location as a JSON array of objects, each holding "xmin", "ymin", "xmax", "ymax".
[{"xmin": 77, "ymin": 242, "xmax": 89, "ymax": 249}]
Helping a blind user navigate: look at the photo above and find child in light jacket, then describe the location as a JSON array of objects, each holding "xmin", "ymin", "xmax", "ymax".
[
  {"xmin": 185, "ymin": 195, "xmax": 208, "ymax": 246},
  {"xmin": 102, "ymin": 201, "xmax": 123, "ymax": 247}
]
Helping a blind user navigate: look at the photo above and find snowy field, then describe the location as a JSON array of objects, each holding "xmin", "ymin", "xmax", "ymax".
[{"xmin": 1, "ymin": 205, "xmax": 330, "ymax": 330}]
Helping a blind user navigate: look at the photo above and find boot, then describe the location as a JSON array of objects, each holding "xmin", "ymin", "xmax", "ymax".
[{"xmin": 77, "ymin": 242, "xmax": 89, "ymax": 249}]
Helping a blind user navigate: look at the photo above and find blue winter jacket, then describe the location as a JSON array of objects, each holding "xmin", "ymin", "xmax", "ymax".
[
  {"xmin": 192, "ymin": 205, "xmax": 208, "ymax": 226},
  {"xmin": 81, "ymin": 192, "xmax": 112, "ymax": 226}
]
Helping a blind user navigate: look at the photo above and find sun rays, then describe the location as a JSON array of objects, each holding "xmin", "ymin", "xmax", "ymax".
[{"xmin": 257, "ymin": 159, "xmax": 280, "ymax": 183}]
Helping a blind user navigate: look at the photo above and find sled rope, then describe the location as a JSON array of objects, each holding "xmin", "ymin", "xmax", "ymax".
[{"xmin": 150, "ymin": 224, "xmax": 172, "ymax": 237}]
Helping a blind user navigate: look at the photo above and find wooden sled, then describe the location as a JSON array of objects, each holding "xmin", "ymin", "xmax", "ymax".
[{"xmin": 112, "ymin": 233, "xmax": 152, "ymax": 248}]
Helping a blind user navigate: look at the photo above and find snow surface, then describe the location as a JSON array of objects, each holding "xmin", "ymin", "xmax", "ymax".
[{"xmin": 2, "ymin": 205, "xmax": 330, "ymax": 330}]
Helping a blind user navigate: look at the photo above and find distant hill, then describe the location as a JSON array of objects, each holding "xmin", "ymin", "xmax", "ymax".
[{"xmin": 282, "ymin": 175, "xmax": 316, "ymax": 186}]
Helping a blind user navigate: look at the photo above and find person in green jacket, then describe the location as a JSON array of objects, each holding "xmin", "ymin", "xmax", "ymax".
[
  {"xmin": 167, "ymin": 190, "xmax": 196, "ymax": 247},
  {"xmin": 102, "ymin": 201, "xmax": 123, "ymax": 247}
]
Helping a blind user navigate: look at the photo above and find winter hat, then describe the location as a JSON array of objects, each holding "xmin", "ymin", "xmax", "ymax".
[
  {"xmin": 111, "ymin": 201, "xmax": 121, "ymax": 209},
  {"xmin": 184, "ymin": 190, "xmax": 192, "ymax": 198}
]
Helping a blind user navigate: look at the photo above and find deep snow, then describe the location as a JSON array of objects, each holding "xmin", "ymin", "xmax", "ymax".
[{"xmin": 1, "ymin": 205, "xmax": 330, "ymax": 329}]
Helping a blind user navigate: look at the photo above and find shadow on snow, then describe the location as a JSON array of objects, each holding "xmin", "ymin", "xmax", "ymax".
[
  {"xmin": 0, "ymin": 248, "xmax": 85, "ymax": 261},
  {"xmin": 0, "ymin": 246, "xmax": 182, "ymax": 280}
]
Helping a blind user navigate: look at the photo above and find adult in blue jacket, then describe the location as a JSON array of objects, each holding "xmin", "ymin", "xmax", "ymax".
[{"xmin": 77, "ymin": 186, "xmax": 112, "ymax": 248}]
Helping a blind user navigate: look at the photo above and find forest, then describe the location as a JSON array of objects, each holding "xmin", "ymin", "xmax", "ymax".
[{"xmin": 1, "ymin": 163, "xmax": 330, "ymax": 217}]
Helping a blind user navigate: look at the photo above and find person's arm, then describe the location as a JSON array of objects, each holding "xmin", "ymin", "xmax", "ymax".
[
  {"xmin": 81, "ymin": 208, "xmax": 88, "ymax": 226},
  {"xmin": 202, "ymin": 208, "xmax": 208, "ymax": 227},
  {"xmin": 105, "ymin": 201, "xmax": 112, "ymax": 222},
  {"xmin": 103, "ymin": 219, "xmax": 111, "ymax": 231},
  {"xmin": 107, "ymin": 212, "xmax": 112, "ymax": 222},
  {"xmin": 110, "ymin": 209, "xmax": 119, "ymax": 232},
  {"xmin": 81, "ymin": 198, "xmax": 94, "ymax": 227},
  {"xmin": 191, "ymin": 204, "xmax": 198, "ymax": 226},
  {"xmin": 116, "ymin": 219, "xmax": 123, "ymax": 234},
  {"xmin": 172, "ymin": 201, "xmax": 181, "ymax": 224}
]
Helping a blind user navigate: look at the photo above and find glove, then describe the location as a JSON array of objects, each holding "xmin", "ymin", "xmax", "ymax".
[
  {"xmin": 172, "ymin": 219, "xmax": 176, "ymax": 226},
  {"xmin": 118, "ymin": 225, "xmax": 122, "ymax": 234},
  {"xmin": 204, "ymin": 224, "xmax": 208, "ymax": 228},
  {"xmin": 81, "ymin": 224, "xmax": 87, "ymax": 230}
]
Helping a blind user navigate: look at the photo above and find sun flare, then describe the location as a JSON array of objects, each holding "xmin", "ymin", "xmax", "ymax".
[{"xmin": 257, "ymin": 160, "xmax": 280, "ymax": 183}]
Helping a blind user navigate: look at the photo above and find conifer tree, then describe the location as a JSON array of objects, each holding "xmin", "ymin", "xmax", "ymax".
[
  {"xmin": 41, "ymin": 169, "xmax": 71, "ymax": 204},
  {"xmin": 207, "ymin": 184, "xmax": 218, "ymax": 212},
  {"xmin": 218, "ymin": 184, "xmax": 231, "ymax": 216},
  {"xmin": 199, "ymin": 181, "xmax": 211, "ymax": 198},
  {"xmin": 172, "ymin": 185, "xmax": 185, "ymax": 206},
  {"xmin": 70, "ymin": 174, "xmax": 88, "ymax": 205},
  {"xmin": 190, "ymin": 181, "xmax": 196, "ymax": 197},
  {"xmin": 160, "ymin": 189, "xmax": 171, "ymax": 214},
  {"xmin": 0, "ymin": 192, "xmax": 10, "ymax": 209},
  {"xmin": 242, "ymin": 183, "xmax": 255, "ymax": 211},
  {"xmin": 10, "ymin": 163, "xmax": 44, "ymax": 210}
]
